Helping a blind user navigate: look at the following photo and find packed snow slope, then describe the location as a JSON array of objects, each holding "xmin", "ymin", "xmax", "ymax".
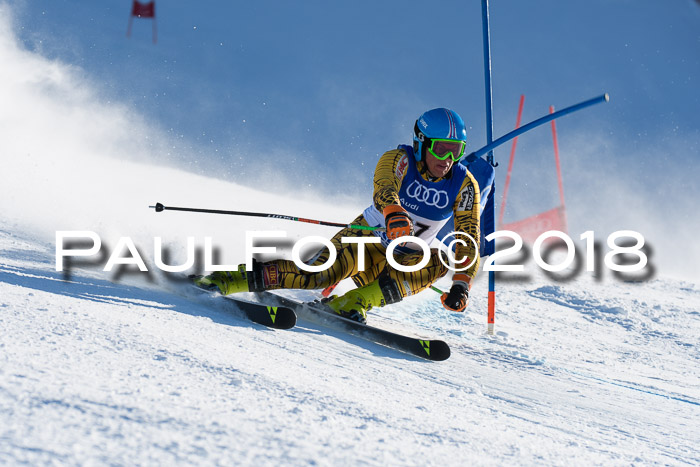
[
  {"xmin": 2, "ymin": 3, "xmax": 700, "ymax": 465},
  {"xmin": 2, "ymin": 133, "xmax": 700, "ymax": 463},
  {"xmin": 2, "ymin": 160, "xmax": 700, "ymax": 464}
]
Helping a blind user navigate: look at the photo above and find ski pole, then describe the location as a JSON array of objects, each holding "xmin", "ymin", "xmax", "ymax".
[{"xmin": 149, "ymin": 202, "xmax": 385, "ymax": 232}]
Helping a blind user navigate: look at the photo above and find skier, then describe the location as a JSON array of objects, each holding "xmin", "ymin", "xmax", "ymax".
[{"xmin": 195, "ymin": 108, "xmax": 482, "ymax": 323}]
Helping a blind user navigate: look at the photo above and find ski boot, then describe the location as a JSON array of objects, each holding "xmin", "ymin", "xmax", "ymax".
[
  {"xmin": 193, "ymin": 261, "xmax": 268, "ymax": 295},
  {"xmin": 325, "ymin": 275, "xmax": 403, "ymax": 324}
]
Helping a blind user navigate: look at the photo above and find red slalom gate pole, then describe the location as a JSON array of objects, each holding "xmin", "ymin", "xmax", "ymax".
[
  {"xmin": 499, "ymin": 94, "xmax": 525, "ymax": 227},
  {"xmin": 550, "ymin": 106, "xmax": 568, "ymax": 232}
]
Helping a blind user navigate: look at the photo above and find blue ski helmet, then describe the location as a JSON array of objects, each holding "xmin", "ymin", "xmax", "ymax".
[{"xmin": 413, "ymin": 108, "xmax": 468, "ymax": 162}]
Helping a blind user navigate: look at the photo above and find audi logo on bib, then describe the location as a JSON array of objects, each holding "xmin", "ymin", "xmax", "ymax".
[{"xmin": 406, "ymin": 181, "xmax": 449, "ymax": 208}]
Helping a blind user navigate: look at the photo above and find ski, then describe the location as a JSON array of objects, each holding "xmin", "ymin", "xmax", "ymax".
[
  {"xmin": 190, "ymin": 282, "xmax": 297, "ymax": 330},
  {"xmin": 256, "ymin": 291, "xmax": 450, "ymax": 361}
]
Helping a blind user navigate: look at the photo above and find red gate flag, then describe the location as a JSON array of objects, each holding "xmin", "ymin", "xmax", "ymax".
[
  {"xmin": 131, "ymin": 1, "xmax": 155, "ymax": 18},
  {"xmin": 498, "ymin": 97, "xmax": 569, "ymax": 243},
  {"xmin": 500, "ymin": 205, "xmax": 567, "ymax": 244},
  {"xmin": 126, "ymin": 1, "xmax": 157, "ymax": 44}
]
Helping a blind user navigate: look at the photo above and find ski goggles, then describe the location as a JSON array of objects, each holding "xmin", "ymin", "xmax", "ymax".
[{"xmin": 427, "ymin": 138, "xmax": 466, "ymax": 162}]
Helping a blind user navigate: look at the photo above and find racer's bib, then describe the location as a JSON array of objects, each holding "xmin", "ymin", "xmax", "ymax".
[{"xmin": 363, "ymin": 145, "xmax": 468, "ymax": 252}]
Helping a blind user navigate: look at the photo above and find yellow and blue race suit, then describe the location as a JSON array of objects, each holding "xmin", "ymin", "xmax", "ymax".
[{"xmin": 259, "ymin": 145, "xmax": 481, "ymax": 299}]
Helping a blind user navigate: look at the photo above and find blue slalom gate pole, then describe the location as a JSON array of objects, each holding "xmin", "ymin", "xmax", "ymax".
[
  {"xmin": 473, "ymin": 1, "xmax": 608, "ymax": 336},
  {"xmin": 481, "ymin": 0, "xmax": 497, "ymax": 335},
  {"xmin": 464, "ymin": 93, "xmax": 610, "ymax": 165}
]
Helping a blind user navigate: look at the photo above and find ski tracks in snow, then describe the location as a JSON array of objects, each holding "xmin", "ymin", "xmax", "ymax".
[{"xmin": 2, "ymin": 229, "xmax": 700, "ymax": 465}]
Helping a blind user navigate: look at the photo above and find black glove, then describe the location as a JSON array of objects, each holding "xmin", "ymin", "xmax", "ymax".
[{"xmin": 441, "ymin": 283, "xmax": 469, "ymax": 312}]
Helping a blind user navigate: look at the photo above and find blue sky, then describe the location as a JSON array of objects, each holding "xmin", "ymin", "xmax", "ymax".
[{"xmin": 7, "ymin": 0, "xmax": 700, "ymax": 222}]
